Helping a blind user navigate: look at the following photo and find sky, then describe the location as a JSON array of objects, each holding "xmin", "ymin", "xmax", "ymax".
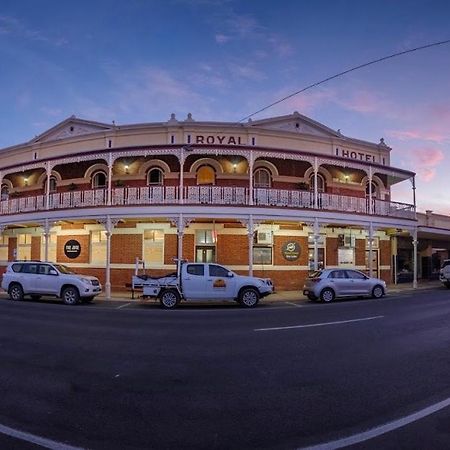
[{"xmin": 0, "ymin": 0, "xmax": 449, "ymax": 213}]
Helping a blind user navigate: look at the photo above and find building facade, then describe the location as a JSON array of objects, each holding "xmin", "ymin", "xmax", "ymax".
[{"xmin": 0, "ymin": 112, "xmax": 425, "ymax": 297}]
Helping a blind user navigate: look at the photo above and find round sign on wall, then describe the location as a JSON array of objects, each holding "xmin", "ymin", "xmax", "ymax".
[
  {"xmin": 281, "ymin": 241, "xmax": 300, "ymax": 261},
  {"xmin": 64, "ymin": 239, "xmax": 81, "ymax": 259}
]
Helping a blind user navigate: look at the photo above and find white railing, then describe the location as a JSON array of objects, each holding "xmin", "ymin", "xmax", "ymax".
[{"xmin": 0, "ymin": 186, "xmax": 415, "ymax": 220}]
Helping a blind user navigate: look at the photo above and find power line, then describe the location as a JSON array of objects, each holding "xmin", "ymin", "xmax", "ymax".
[{"xmin": 238, "ymin": 39, "xmax": 450, "ymax": 123}]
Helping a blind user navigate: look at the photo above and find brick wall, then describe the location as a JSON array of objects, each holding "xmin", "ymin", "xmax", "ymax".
[
  {"xmin": 183, "ymin": 234, "xmax": 195, "ymax": 261},
  {"xmin": 164, "ymin": 234, "xmax": 178, "ymax": 264},
  {"xmin": 8, "ymin": 238, "xmax": 17, "ymax": 261},
  {"xmin": 326, "ymin": 238, "xmax": 338, "ymax": 266},
  {"xmin": 111, "ymin": 234, "xmax": 142, "ymax": 264},
  {"xmin": 57, "ymin": 235, "xmax": 90, "ymax": 263},
  {"xmin": 217, "ymin": 235, "xmax": 248, "ymax": 265},
  {"xmin": 355, "ymin": 239, "xmax": 366, "ymax": 266},
  {"xmin": 31, "ymin": 236, "xmax": 41, "ymax": 260},
  {"xmin": 380, "ymin": 240, "xmax": 391, "ymax": 266}
]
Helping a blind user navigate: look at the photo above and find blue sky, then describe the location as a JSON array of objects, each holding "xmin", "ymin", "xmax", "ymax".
[{"xmin": 0, "ymin": 0, "xmax": 449, "ymax": 212}]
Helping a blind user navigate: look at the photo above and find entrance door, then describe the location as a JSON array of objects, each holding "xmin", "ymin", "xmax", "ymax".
[{"xmin": 196, "ymin": 246, "xmax": 215, "ymax": 263}]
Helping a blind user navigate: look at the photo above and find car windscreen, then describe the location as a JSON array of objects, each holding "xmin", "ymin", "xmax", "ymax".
[{"xmin": 53, "ymin": 264, "xmax": 75, "ymax": 274}]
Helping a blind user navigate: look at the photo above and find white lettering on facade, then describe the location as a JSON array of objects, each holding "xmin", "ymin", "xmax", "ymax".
[
  {"xmin": 336, "ymin": 147, "xmax": 378, "ymax": 164},
  {"xmin": 194, "ymin": 135, "xmax": 244, "ymax": 145}
]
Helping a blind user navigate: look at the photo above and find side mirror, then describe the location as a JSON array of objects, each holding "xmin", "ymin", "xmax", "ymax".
[
  {"xmin": 227, "ymin": 271, "xmax": 234, "ymax": 278},
  {"xmin": 49, "ymin": 269, "xmax": 58, "ymax": 276}
]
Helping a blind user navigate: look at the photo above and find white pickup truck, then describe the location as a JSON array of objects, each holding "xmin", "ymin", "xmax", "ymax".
[
  {"xmin": 439, "ymin": 259, "xmax": 450, "ymax": 288},
  {"xmin": 133, "ymin": 260, "xmax": 273, "ymax": 308}
]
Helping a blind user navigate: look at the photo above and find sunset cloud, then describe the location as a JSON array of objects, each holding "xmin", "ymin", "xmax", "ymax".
[{"xmin": 410, "ymin": 147, "xmax": 445, "ymax": 182}]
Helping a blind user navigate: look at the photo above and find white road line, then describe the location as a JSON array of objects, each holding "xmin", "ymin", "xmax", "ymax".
[
  {"xmin": 116, "ymin": 302, "xmax": 132, "ymax": 309},
  {"xmin": 254, "ymin": 315, "xmax": 383, "ymax": 332},
  {"xmin": 0, "ymin": 422, "xmax": 84, "ymax": 450},
  {"xmin": 299, "ymin": 396, "xmax": 450, "ymax": 450},
  {"xmin": 285, "ymin": 302, "xmax": 304, "ymax": 308}
]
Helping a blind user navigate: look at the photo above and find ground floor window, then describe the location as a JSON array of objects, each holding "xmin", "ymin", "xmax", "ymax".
[
  {"xmin": 253, "ymin": 246, "xmax": 272, "ymax": 265},
  {"xmin": 195, "ymin": 230, "xmax": 216, "ymax": 263},
  {"xmin": 144, "ymin": 229, "xmax": 164, "ymax": 265},
  {"xmin": 308, "ymin": 233, "xmax": 325, "ymax": 270}
]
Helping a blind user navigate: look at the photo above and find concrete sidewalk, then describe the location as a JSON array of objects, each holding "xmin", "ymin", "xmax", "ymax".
[{"xmin": 98, "ymin": 279, "xmax": 444, "ymax": 303}]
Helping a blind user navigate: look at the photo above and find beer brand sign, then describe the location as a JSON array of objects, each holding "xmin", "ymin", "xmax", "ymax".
[{"xmin": 281, "ymin": 241, "xmax": 301, "ymax": 261}]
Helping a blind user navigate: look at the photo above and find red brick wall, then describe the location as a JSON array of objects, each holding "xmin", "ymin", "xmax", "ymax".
[
  {"xmin": 183, "ymin": 234, "xmax": 195, "ymax": 261},
  {"xmin": 57, "ymin": 235, "xmax": 90, "ymax": 263},
  {"xmin": 8, "ymin": 237, "xmax": 17, "ymax": 261},
  {"xmin": 111, "ymin": 234, "xmax": 142, "ymax": 264},
  {"xmin": 164, "ymin": 234, "xmax": 178, "ymax": 264},
  {"xmin": 235, "ymin": 269, "xmax": 308, "ymax": 291},
  {"xmin": 31, "ymin": 236, "xmax": 41, "ymax": 260},
  {"xmin": 355, "ymin": 239, "xmax": 366, "ymax": 266},
  {"xmin": 326, "ymin": 237, "xmax": 338, "ymax": 266},
  {"xmin": 380, "ymin": 240, "xmax": 391, "ymax": 266},
  {"xmin": 217, "ymin": 235, "xmax": 248, "ymax": 265}
]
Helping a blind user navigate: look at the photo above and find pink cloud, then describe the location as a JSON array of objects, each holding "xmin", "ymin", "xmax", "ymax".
[
  {"xmin": 336, "ymin": 90, "xmax": 388, "ymax": 114},
  {"xmin": 410, "ymin": 147, "xmax": 445, "ymax": 182},
  {"xmin": 389, "ymin": 128, "xmax": 448, "ymax": 144}
]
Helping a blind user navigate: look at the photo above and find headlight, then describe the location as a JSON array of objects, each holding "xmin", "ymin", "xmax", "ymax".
[{"xmin": 80, "ymin": 278, "xmax": 91, "ymax": 285}]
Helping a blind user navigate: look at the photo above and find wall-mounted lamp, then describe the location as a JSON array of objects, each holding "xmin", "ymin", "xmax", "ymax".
[
  {"xmin": 344, "ymin": 175, "xmax": 349, "ymax": 183},
  {"xmin": 233, "ymin": 163, "xmax": 237, "ymax": 173},
  {"xmin": 24, "ymin": 177, "xmax": 28, "ymax": 186},
  {"xmin": 124, "ymin": 165, "xmax": 129, "ymax": 174}
]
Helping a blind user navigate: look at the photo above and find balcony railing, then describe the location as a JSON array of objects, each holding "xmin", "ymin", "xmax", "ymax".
[{"xmin": 0, "ymin": 186, "xmax": 415, "ymax": 220}]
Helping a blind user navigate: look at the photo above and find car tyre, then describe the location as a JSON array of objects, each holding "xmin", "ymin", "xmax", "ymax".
[
  {"xmin": 8, "ymin": 283, "xmax": 24, "ymax": 301},
  {"xmin": 62, "ymin": 286, "xmax": 80, "ymax": 305},
  {"xmin": 372, "ymin": 285, "xmax": 384, "ymax": 299},
  {"xmin": 159, "ymin": 290, "xmax": 180, "ymax": 309},
  {"xmin": 320, "ymin": 288, "xmax": 335, "ymax": 303},
  {"xmin": 239, "ymin": 288, "xmax": 260, "ymax": 308}
]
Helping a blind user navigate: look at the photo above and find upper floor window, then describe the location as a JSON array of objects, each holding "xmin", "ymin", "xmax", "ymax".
[
  {"xmin": 147, "ymin": 168, "xmax": 164, "ymax": 186},
  {"xmin": 310, "ymin": 173, "xmax": 326, "ymax": 193},
  {"xmin": 45, "ymin": 176, "xmax": 57, "ymax": 193},
  {"xmin": 254, "ymin": 168, "xmax": 271, "ymax": 188},
  {"xmin": 92, "ymin": 171, "xmax": 107, "ymax": 189},
  {"xmin": 1, "ymin": 185, "xmax": 9, "ymax": 201},
  {"xmin": 365, "ymin": 181, "xmax": 378, "ymax": 198},
  {"xmin": 196, "ymin": 165, "xmax": 215, "ymax": 185}
]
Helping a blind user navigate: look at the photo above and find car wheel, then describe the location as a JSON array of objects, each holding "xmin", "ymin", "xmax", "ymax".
[
  {"xmin": 81, "ymin": 296, "xmax": 94, "ymax": 303},
  {"xmin": 62, "ymin": 286, "xmax": 80, "ymax": 305},
  {"xmin": 30, "ymin": 295, "xmax": 42, "ymax": 301},
  {"xmin": 320, "ymin": 288, "xmax": 335, "ymax": 303},
  {"xmin": 159, "ymin": 290, "xmax": 180, "ymax": 309},
  {"xmin": 372, "ymin": 285, "xmax": 384, "ymax": 299},
  {"xmin": 239, "ymin": 288, "xmax": 260, "ymax": 307},
  {"xmin": 8, "ymin": 283, "xmax": 24, "ymax": 301}
]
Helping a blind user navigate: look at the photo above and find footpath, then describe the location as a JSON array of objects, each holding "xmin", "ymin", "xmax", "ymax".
[{"xmin": 98, "ymin": 279, "xmax": 444, "ymax": 304}]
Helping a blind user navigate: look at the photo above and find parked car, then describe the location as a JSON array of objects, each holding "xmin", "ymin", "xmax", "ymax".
[
  {"xmin": 439, "ymin": 259, "xmax": 450, "ymax": 288},
  {"xmin": 303, "ymin": 269, "xmax": 386, "ymax": 302},
  {"xmin": 1, "ymin": 261, "xmax": 102, "ymax": 305}
]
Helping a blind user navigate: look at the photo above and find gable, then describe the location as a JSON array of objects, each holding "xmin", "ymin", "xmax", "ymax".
[
  {"xmin": 32, "ymin": 117, "xmax": 113, "ymax": 144},
  {"xmin": 250, "ymin": 113, "xmax": 341, "ymax": 138}
]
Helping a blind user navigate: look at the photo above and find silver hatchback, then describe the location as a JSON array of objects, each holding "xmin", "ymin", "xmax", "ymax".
[{"xmin": 303, "ymin": 269, "xmax": 387, "ymax": 303}]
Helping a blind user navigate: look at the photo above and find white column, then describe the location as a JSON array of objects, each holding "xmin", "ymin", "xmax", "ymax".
[
  {"xmin": 179, "ymin": 148, "xmax": 185, "ymax": 204},
  {"xmin": 248, "ymin": 215, "xmax": 254, "ymax": 276},
  {"xmin": 248, "ymin": 151, "xmax": 254, "ymax": 206},
  {"xmin": 412, "ymin": 228, "xmax": 418, "ymax": 289},
  {"xmin": 368, "ymin": 167, "xmax": 373, "ymax": 215},
  {"xmin": 412, "ymin": 176, "xmax": 417, "ymax": 219},
  {"xmin": 177, "ymin": 215, "xmax": 184, "ymax": 259},
  {"xmin": 313, "ymin": 218, "xmax": 320, "ymax": 271},
  {"xmin": 100, "ymin": 215, "xmax": 118, "ymax": 300},
  {"xmin": 107, "ymin": 153, "xmax": 113, "ymax": 206},
  {"xmin": 43, "ymin": 219, "xmax": 50, "ymax": 262},
  {"xmin": 45, "ymin": 162, "xmax": 52, "ymax": 210},
  {"xmin": 368, "ymin": 222, "xmax": 374, "ymax": 277},
  {"xmin": 313, "ymin": 157, "xmax": 318, "ymax": 209}
]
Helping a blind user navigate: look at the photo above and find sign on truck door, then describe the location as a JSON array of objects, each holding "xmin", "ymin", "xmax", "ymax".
[{"xmin": 207, "ymin": 264, "xmax": 236, "ymax": 300}]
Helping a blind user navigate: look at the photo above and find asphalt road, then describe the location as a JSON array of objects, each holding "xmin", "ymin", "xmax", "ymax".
[{"xmin": 0, "ymin": 289, "xmax": 449, "ymax": 449}]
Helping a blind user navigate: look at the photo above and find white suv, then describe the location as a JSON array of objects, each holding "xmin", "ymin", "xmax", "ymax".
[{"xmin": 1, "ymin": 261, "xmax": 102, "ymax": 305}]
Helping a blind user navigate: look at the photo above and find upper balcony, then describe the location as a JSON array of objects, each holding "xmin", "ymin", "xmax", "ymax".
[{"xmin": 0, "ymin": 185, "xmax": 416, "ymax": 221}]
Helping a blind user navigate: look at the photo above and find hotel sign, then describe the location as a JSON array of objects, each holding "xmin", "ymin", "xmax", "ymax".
[
  {"xmin": 335, "ymin": 147, "xmax": 377, "ymax": 163},
  {"xmin": 64, "ymin": 239, "xmax": 81, "ymax": 259}
]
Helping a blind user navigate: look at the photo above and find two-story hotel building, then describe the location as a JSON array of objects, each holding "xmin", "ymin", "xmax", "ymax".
[{"xmin": 0, "ymin": 112, "xmax": 420, "ymax": 298}]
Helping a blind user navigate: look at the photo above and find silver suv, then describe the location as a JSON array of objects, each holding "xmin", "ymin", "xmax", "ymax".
[
  {"xmin": 1, "ymin": 261, "xmax": 102, "ymax": 305},
  {"xmin": 303, "ymin": 269, "xmax": 386, "ymax": 302}
]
